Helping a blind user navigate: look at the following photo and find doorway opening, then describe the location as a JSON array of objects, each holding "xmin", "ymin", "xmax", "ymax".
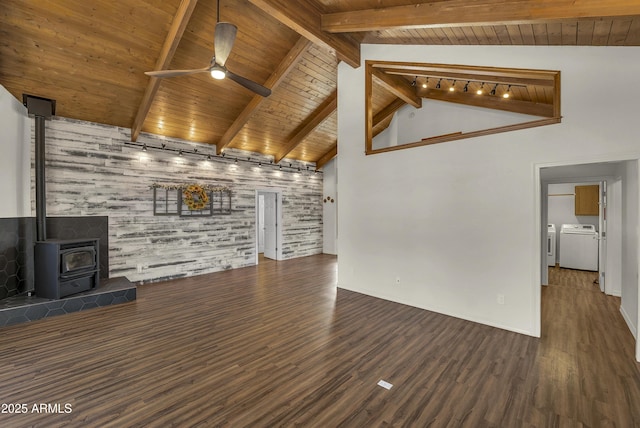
[
  {"xmin": 537, "ymin": 159, "xmax": 639, "ymax": 363},
  {"xmin": 255, "ymin": 190, "xmax": 282, "ymax": 264}
]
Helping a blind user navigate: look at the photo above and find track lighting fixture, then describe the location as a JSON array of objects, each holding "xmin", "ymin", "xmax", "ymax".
[
  {"xmin": 476, "ymin": 83, "xmax": 484, "ymax": 95},
  {"xmin": 125, "ymin": 142, "xmax": 322, "ymax": 176},
  {"xmin": 436, "ymin": 78, "xmax": 442, "ymax": 89},
  {"xmin": 463, "ymin": 81, "xmax": 469, "ymax": 92},
  {"xmin": 490, "ymin": 84, "xmax": 498, "ymax": 96},
  {"xmin": 503, "ymin": 85, "xmax": 511, "ymax": 98},
  {"xmin": 411, "ymin": 76, "xmax": 417, "ymax": 87},
  {"xmin": 449, "ymin": 80, "xmax": 456, "ymax": 92}
]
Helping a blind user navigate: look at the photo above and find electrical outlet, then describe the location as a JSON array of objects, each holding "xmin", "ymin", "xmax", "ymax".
[{"xmin": 497, "ymin": 294, "xmax": 505, "ymax": 305}]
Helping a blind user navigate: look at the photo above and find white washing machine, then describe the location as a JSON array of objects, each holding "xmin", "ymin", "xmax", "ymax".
[
  {"xmin": 559, "ymin": 224, "xmax": 598, "ymax": 271},
  {"xmin": 547, "ymin": 224, "xmax": 556, "ymax": 267}
]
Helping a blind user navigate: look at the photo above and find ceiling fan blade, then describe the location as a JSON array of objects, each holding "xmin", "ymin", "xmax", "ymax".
[
  {"xmin": 214, "ymin": 22, "xmax": 237, "ymax": 67},
  {"xmin": 145, "ymin": 67, "xmax": 211, "ymax": 78},
  {"xmin": 226, "ymin": 70, "xmax": 271, "ymax": 97}
]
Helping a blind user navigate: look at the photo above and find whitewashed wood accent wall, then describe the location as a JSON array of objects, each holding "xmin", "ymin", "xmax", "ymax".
[{"xmin": 32, "ymin": 117, "xmax": 323, "ymax": 283}]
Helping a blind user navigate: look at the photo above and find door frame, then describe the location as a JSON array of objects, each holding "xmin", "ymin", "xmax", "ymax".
[
  {"xmin": 255, "ymin": 189, "xmax": 283, "ymax": 264},
  {"xmin": 534, "ymin": 155, "xmax": 640, "ymax": 363}
]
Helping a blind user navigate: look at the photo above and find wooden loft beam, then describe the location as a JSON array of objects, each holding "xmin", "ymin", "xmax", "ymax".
[
  {"xmin": 274, "ymin": 90, "xmax": 337, "ymax": 164},
  {"xmin": 315, "ymin": 143, "xmax": 337, "ymax": 170},
  {"xmin": 216, "ymin": 37, "xmax": 311, "ymax": 155},
  {"xmin": 416, "ymin": 87, "xmax": 555, "ymax": 117},
  {"xmin": 247, "ymin": 0, "xmax": 360, "ymax": 68},
  {"xmin": 372, "ymin": 98, "xmax": 406, "ymax": 138},
  {"xmin": 131, "ymin": 0, "xmax": 198, "ymax": 141},
  {"xmin": 373, "ymin": 98, "xmax": 406, "ymax": 127},
  {"xmin": 371, "ymin": 68, "xmax": 421, "ymax": 109},
  {"xmin": 321, "ymin": 0, "xmax": 640, "ymax": 32}
]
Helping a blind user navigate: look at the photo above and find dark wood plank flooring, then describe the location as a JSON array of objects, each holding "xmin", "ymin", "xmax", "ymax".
[{"xmin": 0, "ymin": 256, "xmax": 638, "ymax": 427}]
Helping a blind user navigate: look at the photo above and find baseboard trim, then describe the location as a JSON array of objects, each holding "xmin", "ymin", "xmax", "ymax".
[{"xmin": 620, "ymin": 305, "xmax": 637, "ymax": 339}]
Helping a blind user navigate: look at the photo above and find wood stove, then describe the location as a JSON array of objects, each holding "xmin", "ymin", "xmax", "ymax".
[{"xmin": 35, "ymin": 239, "xmax": 100, "ymax": 299}]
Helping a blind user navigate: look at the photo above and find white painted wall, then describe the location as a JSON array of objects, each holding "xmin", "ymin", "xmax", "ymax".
[
  {"xmin": 323, "ymin": 157, "xmax": 338, "ymax": 255},
  {"xmin": 621, "ymin": 160, "xmax": 639, "ymax": 341},
  {"xmin": 0, "ymin": 85, "xmax": 31, "ymax": 218},
  {"xmin": 337, "ymin": 44, "xmax": 640, "ymax": 338},
  {"xmin": 374, "ymin": 101, "xmax": 540, "ymax": 150}
]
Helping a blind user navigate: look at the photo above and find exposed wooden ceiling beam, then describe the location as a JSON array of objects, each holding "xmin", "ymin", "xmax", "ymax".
[
  {"xmin": 315, "ymin": 143, "xmax": 337, "ymax": 170},
  {"xmin": 373, "ymin": 98, "xmax": 406, "ymax": 127},
  {"xmin": 321, "ymin": 0, "xmax": 640, "ymax": 32},
  {"xmin": 416, "ymin": 87, "xmax": 555, "ymax": 117},
  {"xmin": 371, "ymin": 68, "xmax": 422, "ymax": 109},
  {"xmin": 274, "ymin": 90, "xmax": 337, "ymax": 163},
  {"xmin": 131, "ymin": 0, "xmax": 198, "ymax": 142},
  {"xmin": 216, "ymin": 36, "xmax": 312, "ymax": 155},
  {"xmin": 247, "ymin": 0, "xmax": 361, "ymax": 68},
  {"xmin": 372, "ymin": 98, "xmax": 406, "ymax": 137}
]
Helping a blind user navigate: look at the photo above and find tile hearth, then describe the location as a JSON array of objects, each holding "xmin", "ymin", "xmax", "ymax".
[{"xmin": 0, "ymin": 277, "xmax": 136, "ymax": 328}]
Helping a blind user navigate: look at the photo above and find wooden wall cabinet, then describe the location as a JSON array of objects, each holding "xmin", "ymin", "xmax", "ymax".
[{"xmin": 575, "ymin": 185, "xmax": 599, "ymax": 216}]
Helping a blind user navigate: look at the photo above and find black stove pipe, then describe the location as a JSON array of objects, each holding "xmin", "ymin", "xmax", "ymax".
[
  {"xmin": 23, "ymin": 94, "xmax": 56, "ymax": 242},
  {"xmin": 35, "ymin": 115, "xmax": 47, "ymax": 241}
]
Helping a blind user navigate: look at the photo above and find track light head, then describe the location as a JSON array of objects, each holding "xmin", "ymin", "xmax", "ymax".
[
  {"xmin": 503, "ymin": 85, "xmax": 511, "ymax": 98},
  {"xmin": 463, "ymin": 81, "xmax": 469, "ymax": 92},
  {"xmin": 142, "ymin": 144, "xmax": 147, "ymax": 152},
  {"xmin": 436, "ymin": 78, "xmax": 442, "ymax": 89}
]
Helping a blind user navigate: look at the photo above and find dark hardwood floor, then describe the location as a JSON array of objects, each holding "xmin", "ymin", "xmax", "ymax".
[{"xmin": 0, "ymin": 256, "xmax": 638, "ymax": 427}]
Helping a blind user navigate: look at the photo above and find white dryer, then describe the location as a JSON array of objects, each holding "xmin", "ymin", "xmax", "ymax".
[
  {"xmin": 547, "ymin": 224, "xmax": 556, "ymax": 267},
  {"xmin": 559, "ymin": 224, "xmax": 598, "ymax": 271}
]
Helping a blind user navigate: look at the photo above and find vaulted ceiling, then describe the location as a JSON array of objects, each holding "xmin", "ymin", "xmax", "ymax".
[{"xmin": 2, "ymin": 1, "xmax": 640, "ymax": 168}]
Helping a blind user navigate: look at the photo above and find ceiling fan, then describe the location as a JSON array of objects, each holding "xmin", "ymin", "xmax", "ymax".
[{"xmin": 144, "ymin": 1, "xmax": 271, "ymax": 97}]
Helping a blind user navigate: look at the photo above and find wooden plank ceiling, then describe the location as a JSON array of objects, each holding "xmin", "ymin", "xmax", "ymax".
[{"xmin": 1, "ymin": 0, "xmax": 640, "ymax": 168}]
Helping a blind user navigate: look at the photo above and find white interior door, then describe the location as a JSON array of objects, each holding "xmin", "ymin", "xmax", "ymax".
[
  {"xmin": 263, "ymin": 192, "xmax": 277, "ymax": 260},
  {"xmin": 598, "ymin": 181, "xmax": 607, "ymax": 293}
]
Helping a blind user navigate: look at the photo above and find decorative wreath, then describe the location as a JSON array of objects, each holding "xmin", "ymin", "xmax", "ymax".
[{"xmin": 182, "ymin": 184, "xmax": 209, "ymax": 210}]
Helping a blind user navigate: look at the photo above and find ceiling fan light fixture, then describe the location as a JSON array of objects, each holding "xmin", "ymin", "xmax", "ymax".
[{"xmin": 210, "ymin": 67, "xmax": 226, "ymax": 80}]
